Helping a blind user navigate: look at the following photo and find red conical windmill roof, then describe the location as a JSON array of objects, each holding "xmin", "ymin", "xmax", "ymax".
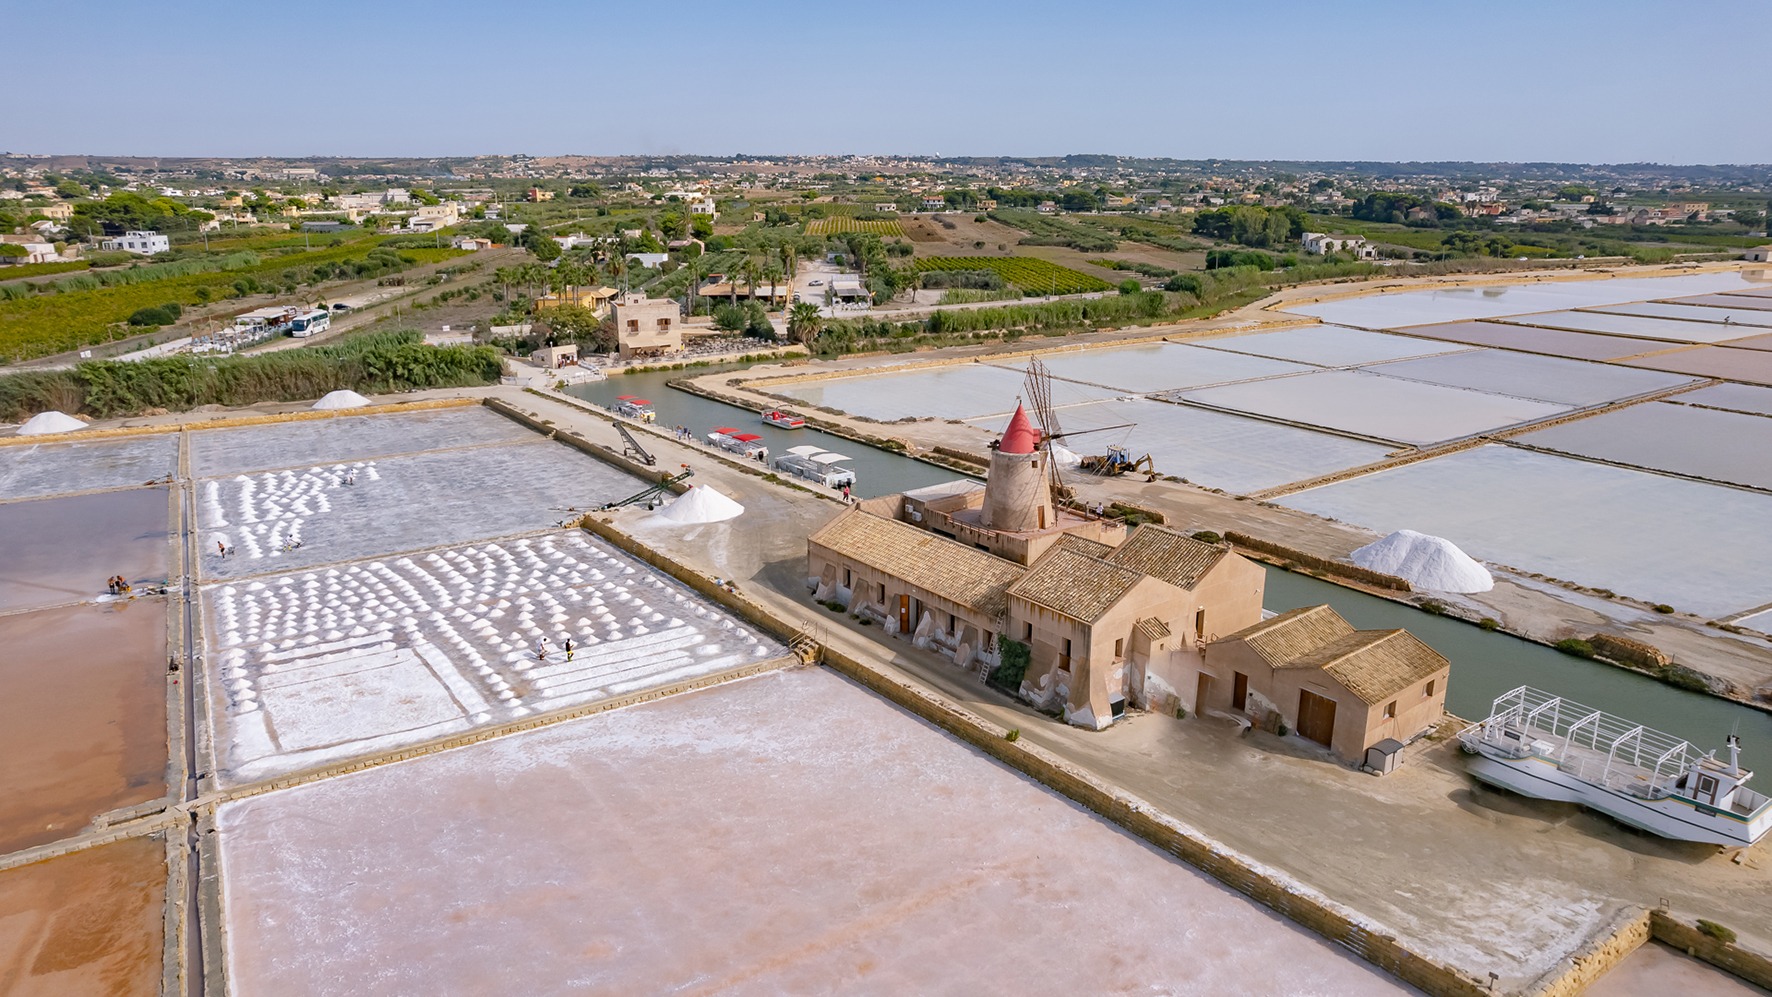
[{"xmin": 999, "ymin": 403, "xmax": 1042, "ymax": 454}]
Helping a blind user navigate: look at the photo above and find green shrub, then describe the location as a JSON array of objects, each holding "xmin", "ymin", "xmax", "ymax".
[
  {"xmin": 126, "ymin": 302, "xmax": 182, "ymax": 326},
  {"xmin": 1418, "ymin": 599, "xmax": 1446, "ymax": 615},
  {"xmin": 1554, "ymin": 638, "xmax": 1597, "ymax": 659},
  {"xmin": 1479, "ymin": 617, "xmax": 1500, "ymax": 631},
  {"xmin": 1190, "ymin": 530, "xmax": 1222, "ymax": 545},
  {"xmin": 990, "ymin": 638, "xmax": 1031, "ymax": 691},
  {"xmin": 1653, "ymin": 604, "xmax": 1675, "ymax": 614},
  {"xmin": 1697, "ymin": 920, "xmax": 1737, "ymax": 944},
  {"xmin": 1004, "ymin": 728, "xmax": 1020, "ymax": 742}
]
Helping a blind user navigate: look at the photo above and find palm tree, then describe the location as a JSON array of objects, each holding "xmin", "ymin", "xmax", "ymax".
[
  {"xmin": 787, "ymin": 301, "xmax": 821, "ymax": 345},
  {"xmin": 740, "ymin": 256, "xmax": 761, "ymax": 308},
  {"xmin": 763, "ymin": 263, "xmax": 784, "ymax": 309}
]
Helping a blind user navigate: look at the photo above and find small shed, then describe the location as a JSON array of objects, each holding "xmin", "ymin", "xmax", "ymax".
[{"xmin": 534, "ymin": 344, "xmax": 579, "ymax": 369}]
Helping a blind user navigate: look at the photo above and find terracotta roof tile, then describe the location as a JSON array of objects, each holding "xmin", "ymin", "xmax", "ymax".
[
  {"xmin": 1008, "ymin": 547, "xmax": 1143, "ymax": 622},
  {"xmin": 1104, "ymin": 525, "xmax": 1228, "ymax": 590},
  {"xmin": 808, "ymin": 509, "xmax": 1023, "ymax": 618}
]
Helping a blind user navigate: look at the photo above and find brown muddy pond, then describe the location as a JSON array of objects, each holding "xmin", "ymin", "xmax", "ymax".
[
  {"xmin": 0, "ymin": 601, "xmax": 169, "ymax": 852},
  {"xmin": 0, "ymin": 487, "xmax": 171, "ymax": 614},
  {"xmin": 0, "ymin": 835, "xmax": 166, "ymax": 997}
]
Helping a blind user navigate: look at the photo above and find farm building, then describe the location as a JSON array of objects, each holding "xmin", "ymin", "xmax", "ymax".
[
  {"xmin": 1302, "ymin": 232, "xmax": 1377, "ymax": 259},
  {"xmin": 1203, "ymin": 605, "xmax": 1449, "ymax": 765}
]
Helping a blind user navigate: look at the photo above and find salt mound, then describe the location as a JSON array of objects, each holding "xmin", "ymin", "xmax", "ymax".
[
  {"xmin": 1050, "ymin": 443, "xmax": 1083, "ymax": 468},
  {"xmin": 17, "ymin": 411, "xmax": 87, "ymax": 435},
  {"xmin": 656, "ymin": 485, "xmax": 744, "ymax": 525},
  {"xmin": 1352, "ymin": 530, "xmax": 1493, "ymax": 594},
  {"xmin": 312, "ymin": 390, "xmax": 372, "ymax": 410}
]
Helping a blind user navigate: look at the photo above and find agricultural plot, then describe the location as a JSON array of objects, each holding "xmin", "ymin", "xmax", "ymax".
[
  {"xmin": 773, "ymin": 363, "xmax": 1120, "ymax": 423},
  {"xmin": 1495, "ymin": 310, "xmax": 1758, "ymax": 344},
  {"xmin": 1372, "ymin": 350, "xmax": 1694, "ymax": 407},
  {"xmin": 804, "ymin": 216, "xmax": 904, "ymax": 237},
  {"xmin": 1174, "ymin": 369, "xmax": 1567, "ymax": 446},
  {"xmin": 1199, "ymin": 325, "xmax": 1467, "ymax": 367},
  {"xmin": 972, "ymin": 397, "xmax": 1393, "ymax": 495},
  {"xmin": 1280, "ymin": 444, "xmax": 1772, "ymax": 618},
  {"xmin": 1591, "ymin": 301, "xmax": 1772, "ymax": 328},
  {"xmin": 0, "ymin": 433, "xmax": 177, "ymax": 501},
  {"xmin": 1516, "ymin": 402, "xmax": 1772, "ymax": 491},
  {"xmin": 984, "ymin": 342, "xmax": 1312, "ymax": 394},
  {"xmin": 912, "ymin": 256, "xmax": 1113, "ymax": 295},
  {"xmin": 1397, "ymin": 321, "xmax": 1669, "ymax": 361},
  {"xmin": 215, "ymin": 668, "xmax": 1411, "ymax": 996},
  {"xmin": 203, "ymin": 532, "xmax": 782, "ymax": 784}
]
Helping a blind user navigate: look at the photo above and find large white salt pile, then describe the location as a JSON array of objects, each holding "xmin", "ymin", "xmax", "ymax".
[
  {"xmin": 17, "ymin": 410, "xmax": 87, "ymax": 435},
  {"xmin": 655, "ymin": 485, "xmax": 744, "ymax": 525},
  {"xmin": 312, "ymin": 390, "xmax": 372, "ymax": 410},
  {"xmin": 1050, "ymin": 443, "xmax": 1083, "ymax": 468},
  {"xmin": 1351, "ymin": 529, "xmax": 1493, "ymax": 594}
]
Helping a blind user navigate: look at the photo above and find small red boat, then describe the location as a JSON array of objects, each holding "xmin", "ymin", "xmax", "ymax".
[{"xmin": 762, "ymin": 409, "xmax": 805, "ymax": 429}]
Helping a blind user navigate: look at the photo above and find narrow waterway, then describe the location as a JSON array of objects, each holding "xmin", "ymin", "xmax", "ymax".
[
  {"xmin": 1264, "ymin": 568, "xmax": 1772, "ymax": 775},
  {"xmin": 566, "ymin": 366, "xmax": 967, "ymax": 499}
]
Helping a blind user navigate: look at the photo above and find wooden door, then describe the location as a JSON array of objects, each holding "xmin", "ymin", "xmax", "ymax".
[
  {"xmin": 1297, "ymin": 690, "xmax": 1337, "ymax": 748},
  {"xmin": 898, "ymin": 595, "xmax": 910, "ymax": 633},
  {"xmin": 1195, "ymin": 673, "xmax": 1213, "ymax": 716},
  {"xmin": 1231, "ymin": 672, "xmax": 1248, "ymax": 711}
]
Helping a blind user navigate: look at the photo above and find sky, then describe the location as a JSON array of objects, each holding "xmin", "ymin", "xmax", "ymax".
[{"xmin": 6, "ymin": 0, "xmax": 1770, "ymax": 164}]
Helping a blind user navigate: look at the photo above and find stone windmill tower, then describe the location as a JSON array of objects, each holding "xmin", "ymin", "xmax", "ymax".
[{"xmin": 983, "ymin": 402, "xmax": 1054, "ymax": 533}]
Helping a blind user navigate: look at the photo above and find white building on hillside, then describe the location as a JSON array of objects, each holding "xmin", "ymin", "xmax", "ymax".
[
  {"xmin": 101, "ymin": 230, "xmax": 170, "ymax": 255},
  {"xmin": 1302, "ymin": 232, "xmax": 1376, "ymax": 259}
]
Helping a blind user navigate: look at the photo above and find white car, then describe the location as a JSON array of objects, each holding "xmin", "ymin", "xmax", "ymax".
[{"xmin": 808, "ymin": 279, "xmax": 824, "ymax": 286}]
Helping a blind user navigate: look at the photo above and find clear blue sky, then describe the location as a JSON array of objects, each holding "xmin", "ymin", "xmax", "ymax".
[{"xmin": 7, "ymin": 0, "xmax": 1769, "ymax": 163}]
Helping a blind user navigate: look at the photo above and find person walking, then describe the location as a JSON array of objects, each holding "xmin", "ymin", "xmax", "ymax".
[{"xmin": 565, "ymin": 636, "xmax": 575, "ymax": 662}]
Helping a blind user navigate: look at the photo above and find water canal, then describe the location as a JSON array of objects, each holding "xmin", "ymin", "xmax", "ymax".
[
  {"xmin": 573, "ymin": 364, "xmax": 1772, "ymax": 774},
  {"xmin": 566, "ymin": 366, "xmax": 967, "ymax": 499}
]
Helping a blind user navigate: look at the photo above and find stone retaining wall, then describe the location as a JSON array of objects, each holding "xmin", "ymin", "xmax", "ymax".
[
  {"xmin": 1650, "ymin": 909, "xmax": 1772, "ymax": 990},
  {"xmin": 0, "ymin": 397, "xmax": 478, "ymax": 449}
]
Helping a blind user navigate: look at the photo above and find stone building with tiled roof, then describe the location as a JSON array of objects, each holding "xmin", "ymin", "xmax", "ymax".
[
  {"xmin": 805, "ymin": 397, "xmax": 1438, "ymax": 750},
  {"xmin": 1204, "ymin": 605, "xmax": 1449, "ymax": 765}
]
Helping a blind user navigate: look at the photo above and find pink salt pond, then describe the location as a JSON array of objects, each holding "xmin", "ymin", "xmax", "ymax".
[{"xmin": 217, "ymin": 668, "xmax": 1416, "ymax": 995}]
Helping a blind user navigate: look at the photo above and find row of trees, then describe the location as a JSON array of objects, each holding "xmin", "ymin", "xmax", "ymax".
[{"xmin": 1190, "ymin": 205, "xmax": 1307, "ymax": 248}]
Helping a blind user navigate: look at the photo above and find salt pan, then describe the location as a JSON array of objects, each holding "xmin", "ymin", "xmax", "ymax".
[{"xmin": 1351, "ymin": 530, "xmax": 1493, "ymax": 593}]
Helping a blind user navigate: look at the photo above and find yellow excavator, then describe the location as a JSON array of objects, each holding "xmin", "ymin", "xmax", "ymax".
[{"xmin": 1080, "ymin": 445, "xmax": 1158, "ymax": 480}]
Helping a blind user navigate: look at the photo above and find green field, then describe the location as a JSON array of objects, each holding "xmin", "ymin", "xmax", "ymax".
[
  {"xmin": 806, "ymin": 216, "xmax": 904, "ymax": 237},
  {"xmin": 0, "ymin": 260, "xmax": 90, "ymax": 282},
  {"xmin": 913, "ymin": 256, "xmax": 1113, "ymax": 295},
  {"xmin": 0, "ymin": 241, "xmax": 465, "ymax": 363}
]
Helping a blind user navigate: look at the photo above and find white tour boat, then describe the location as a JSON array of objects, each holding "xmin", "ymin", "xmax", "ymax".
[
  {"xmin": 774, "ymin": 445, "xmax": 857, "ymax": 489},
  {"xmin": 612, "ymin": 395, "xmax": 656, "ymax": 423},
  {"xmin": 1459, "ymin": 685, "xmax": 1772, "ymax": 847},
  {"xmin": 762, "ymin": 409, "xmax": 806, "ymax": 429},
  {"xmin": 706, "ymin": 427, "xmax": 769, "ymax": 461}
]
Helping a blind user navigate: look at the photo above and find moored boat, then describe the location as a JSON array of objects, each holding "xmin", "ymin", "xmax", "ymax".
[
  {"xmin": 775, "ymin": 445, "xmax": 858, "ymax": 488},
  {"xmin": 707, "ymin": 427, "xmax": 769, "ymax": 460},
  {"xmin": 1459, "ymin": 685, "xmax": 1772, "ymax": 847},
  {"xmin": 762, "ymin": 409, "xmax": 806, "ymax": 429},
  {"xmin": 612, "ymin": 395, "xmax": 656, "ymax": 423}
]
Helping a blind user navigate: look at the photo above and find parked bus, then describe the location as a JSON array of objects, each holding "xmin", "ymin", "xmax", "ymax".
[{"xmin": 288, "ymin": 309, "xmax": 331, "ymax": 338}]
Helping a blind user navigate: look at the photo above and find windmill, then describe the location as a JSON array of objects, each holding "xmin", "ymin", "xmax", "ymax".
[{"xmin": 1023, "ymin": 358, "xmax": 1135, "ymax": 506}]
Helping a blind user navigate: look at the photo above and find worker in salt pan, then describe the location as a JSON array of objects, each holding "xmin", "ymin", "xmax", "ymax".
[{"xmin": 564, "ymin": 637, "xmax": 574, "ymax": 662}]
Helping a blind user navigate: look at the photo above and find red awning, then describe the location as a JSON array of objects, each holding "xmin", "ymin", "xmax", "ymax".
[
  {"xmin": 616, "ymin": 395, "xmax": 638, "ymax": 401},
  {"xmin": 732, "ymin": 434, "xmax": 763, "ymax": 442},
  {"xmin": 625, "ymin": 399, "xmax": 651, "ymax": 406},
  {"xmin": 712, "ymin": 426, "xmax": 738, "ymax": 434}
]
